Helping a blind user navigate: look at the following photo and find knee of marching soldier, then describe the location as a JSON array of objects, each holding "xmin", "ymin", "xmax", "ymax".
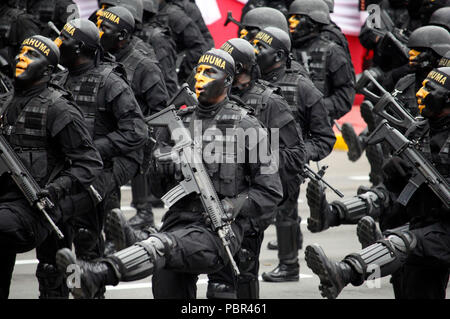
[
  {"xmin": 384, "ymin": 230, "xmax": 417, "ymax": 256},
  {"xmin": 106, "ymin": 233, "xmax": 177, "ymax": 282},
  {"xmin": 35, "ymin": 263, "xmax": 69, "ymax": 299}
]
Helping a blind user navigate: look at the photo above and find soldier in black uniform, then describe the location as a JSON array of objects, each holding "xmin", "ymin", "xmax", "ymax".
[
  {"xmin": 0, "ymin": 1, "xmax": 40, "ymax": 77},
  {"xmin": 205, "ymin": 38, "xmax": 306, "ymax": 299},
  {"xmin": 173, "ymin": 0, "xmax": 214, "ymax": 50},
  {"xmin": 54, "ymin": 18, "xmax": 147, "ymax": 264},
  {"xmin": 250, "ymin": 27, "xmax": 336, "ymax": 282},
  {"xmin": 319, "ymin": 0, "xmax": 351, "ymax": 57},
  {"xmin": 0, "ymin": 35, "xmax": 103, "ymax": 299},
  {"xmin": 288, "ymin": 0, "xmax": 356, "ymax": 123},
  {"xmin": 93, "ymin": 0, "xmax": 159, "ymax": 63},
  {"xmin": 155, "ymin": 0, "xmax": 207, "ymax": 83},
  {"xmin": 241, "ymin": 0, "xmax": 293, "ymax": 18},
  {"xmin": 139, "ymin": 0, "xmax": 179, "ymax": 95},
  {"xmin": 305, "ymin": 66, "xmax": 450, "ymax": 299},
  {"xmin": 237, "ymin": 6, "xmax": 290, "ymax": 42},
  {"xmin": 22, "ymin": 0, "xmax": 79, "ymax": 37},
  {"xmin": 342, "ymin": 25, "xmax": 450, "ymax": 184},
  {"xmin": 306, "ymin": 25, "xmax": 450, "ymax": 240},
  {"xmin": 98, "ymin": 6, "xmax": 168, "ymax": 239},
  {"xmin": 429, "ymin": 6, "xmax": 450, "ymax": 31},
  {"xmin": 55, "ymin": 48, "xmax": 283, "ymax": 299}
]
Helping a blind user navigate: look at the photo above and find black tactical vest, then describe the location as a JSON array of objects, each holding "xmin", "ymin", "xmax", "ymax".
[
  {"xmin": 1, "ymin": 87, "xmax": 63, "ymax": 186},
  {"xmin": 240, "ymin": 81, "xmax": 275, "ymax": 121},
  {"xmin": 293, "ymin": 36, "xmax": 334, "ymax": 96},
  {"xmin": 276, "ymin": 69, "xmax": 304, "ymax": 121},
  {"xmin": 64, "ymin": 62, "xmax": 118, "ymax": 139},
  {"xmin": 417, "ymin": 129, "xmax": 450, "ymax": 179},
  {"xmin": 180, "ymin": 101, "xmax": 250, "ymax": 198}
]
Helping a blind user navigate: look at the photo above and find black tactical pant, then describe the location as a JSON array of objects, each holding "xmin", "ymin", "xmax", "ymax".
[
  {"xmin": 391, "ymin": 221, "xmax": 450, "ymax": 299},
  {"xmin": 35, "ymin": 158, "xmax": 138, "ymax": 298},
  {"xmin": 0, "ymin": 198, "xmax": 52, "ymax": 298},
  {"xmin": 275, "ymin": 185, "xmax": 302, "ymax": 264},
  {"xmin": 151, "ymin": 214, "xmax": 244, "ymax": 299},
  {"xmin": 207, "ymin": 216, "xmax": 265, "ymax": 299}
]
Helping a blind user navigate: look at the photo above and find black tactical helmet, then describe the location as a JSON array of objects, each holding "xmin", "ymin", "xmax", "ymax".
[
  {"xmin": 429, "ymin": 7, "xmax": 450, "ymax": 32},
  {"xmin": 242, "ymin": 7, "xmax": 289, "ymax": 34},
  {"xmin": 323, "ymin": 0, "xmax": 334, "ymax": 12},
  {"xmin": 260, "ymin": 26, "xmax": 292, "ymax": 53},
  {"xmin": 408, "ymin": 25, "xmax": 450, "ymax": 57},
  {"xmin": 61, "ymin": 18, "xmax": 101, "ymax": 49},
  {"xmin": 438, "ymin": 50, "xmax": 450, "ymax": 68},
  {"xmin": 142, "ymin": 0, "xmax": 158, "ymax": 14},
  {"xmin": 220, "ymin": 38, "xmax": 257, "ymax": 70},
  {"xmin": 99, "ymin": 0, "xmax": 144, "ymax": 23},
  {"xmin": 20, "ymin": 35, "xmax": 60, "ymax": 67},
  {"xmin": 102, "ymin": 6, "xmax": 136, "ymax": 32},
  {"xmin": 289, "ymin": 0, "xmax": 330, "ymax": 24}
]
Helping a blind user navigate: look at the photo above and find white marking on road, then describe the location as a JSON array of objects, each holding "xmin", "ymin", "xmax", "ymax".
[
  {"xmin": 15, "ymin": 259, "xmax": 38, "ymax": 265},
  {"xmin": 120, "ymin": 186, "xmax": 131, "ymax": 191},
  {"xmin": 348, "ymin": 175, "xmax": 370, "ymax": 181},
  {"xmin": 106, "ymin": 274, "xmax": 313, "ymax": 291}
]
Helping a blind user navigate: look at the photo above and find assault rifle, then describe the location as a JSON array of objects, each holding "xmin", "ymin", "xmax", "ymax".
[
  {"xmin": 0, "ymin": 135, "xmax": 64, "ymax": 238},
  {"xmin": 145, "ymin": 103, "xmax": 241, "ymax": 275},
  {"xmin": 356, "ymin": 69, "xmax": 424, "ymax": 137},
  {"xmin": 301, "ymin": 164, "xmax": 344, "ymax": 198},
  {"xmin": 167, "ymin": 83, "xmax": 198, "ymax": 109},
  {"xmin": 224, "ymin": 11, "xmax": 245, "ymax": 29},
  {"xmin": 367, "ymin": 120, "xmax": 450, "ymax": 209}
]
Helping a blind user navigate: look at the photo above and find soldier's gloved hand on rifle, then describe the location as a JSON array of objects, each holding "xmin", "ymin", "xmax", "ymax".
[
  {"xmin": 37, "ymin": 176, "xmax": 73, "ymax": 203},
  {"xmin": 154, "ymin": 145, "xmax": 181, "ymax": 178},
  {"xmin": 382, "ymin": 156, "xmax": 413, "ymax": 193},
  {"xmin": 202, "ymin": 193, "xmax": 249, "ymax": 227}
]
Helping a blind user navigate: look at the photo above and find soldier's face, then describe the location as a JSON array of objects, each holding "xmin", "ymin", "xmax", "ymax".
[
  {"xmin": 98, "ymin": 19, "xmax": 121, "ymax": 52},
  {"xmin": 194, "ymin": 64, "xmax": 228, "ymax": 105},
  {"xmin": 232, "ymin": 67, "xmax": 252, "ymax": 94},
  {"xmin": 240, "ymin": 26, "xmax": 260, "ymax": 42},
  {"xmin": 289, "ymin": 15, "xmax": 300, "ymax": 33},
  {"xmin": 56, "ymin": 35, "xmax": 79, "ymax": 68},
  {"xmin": 14, "ymin": 46, "xmax": 49, "ymax": 84},
  {"xmin": 409, "ymin": 49, "xmax": 421, "ymax": 67},
  {"xmin": 253, "ymin": 39, "xmax": 277, "ymax": 74},
  {"xmin": 416, "ymin": 79, "xmax": 448, "ymax": 118}
]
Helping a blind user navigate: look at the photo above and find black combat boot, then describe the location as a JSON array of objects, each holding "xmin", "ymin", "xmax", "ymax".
[
  {"xmin": 56, "ymin": 248, "xmax": 118, "ymax": 299},
  {"xmin": 306, "ymin": 178, "xmax": 340, "ymax": 233},
  {"xmin": 304, "ymin": 244, "xmax": 355, "ymax": 299},
  {"xmin": 356, "ymin": 216, "xmax": 383, "ymax": 248},
  {"xmin": 105, "ymin": 208, "xmax": 157, "ymax": 251},
  {"xmin": 341, "ymin": 123, "xmax": 365, "ymax": 162},
  {"xmin": 128, "ymin": 208, "xmax": 155, "ymax": 230},
  {"xmin": 261, "ymin": 262, "xmax": 299, "ymax": 282}
]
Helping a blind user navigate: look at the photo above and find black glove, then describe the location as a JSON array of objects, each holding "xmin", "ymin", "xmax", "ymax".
[
  {"xmin": 382, "ymin": 156, "xmax": 413, "ymax": 193},
  {"xmin": 37, "ymin": 176, "xmax": 73, "ymax": 204},
  {"xmin": 154, "ymin": 145, "xmax": 181, "ymax": 177}
]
